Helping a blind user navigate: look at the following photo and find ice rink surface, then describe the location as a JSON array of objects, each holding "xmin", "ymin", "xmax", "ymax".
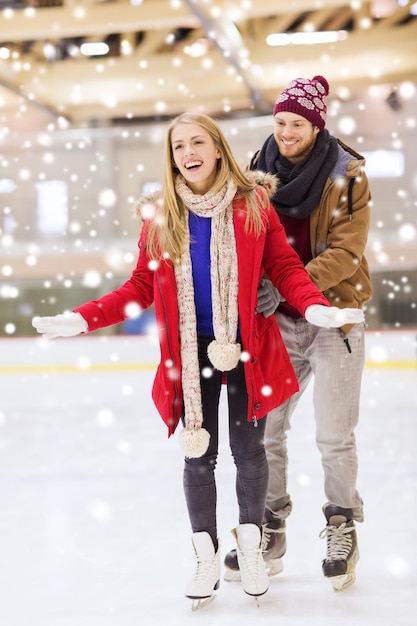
[{"xmin": 0, "ymin": 333, "xmax": 416, "ymax": 626}]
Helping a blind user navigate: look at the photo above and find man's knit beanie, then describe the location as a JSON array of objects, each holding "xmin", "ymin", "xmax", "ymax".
[{"xmin": 273, "ymin": 75, "xmax": 329, "ymax": 130}]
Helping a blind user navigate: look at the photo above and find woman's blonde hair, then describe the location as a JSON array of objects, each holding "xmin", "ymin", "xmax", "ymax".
[{"xmin": 146, "ymin": 112, "xmax": 269, "ymax": 261}]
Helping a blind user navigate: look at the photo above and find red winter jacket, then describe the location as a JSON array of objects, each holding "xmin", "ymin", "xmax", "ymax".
[{"xmin": 74, "ymin": 180, "xmax": 329, "ymax": 437}]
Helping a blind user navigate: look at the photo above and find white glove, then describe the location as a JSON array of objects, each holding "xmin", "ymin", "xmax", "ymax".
[
  {"xmin": 257, "ymin": 279, "xmax": 284, "ymax": 317},
  {"xmin": 305, "ymin": 305, "xmax": 364, "ymax": 328},
  {"xmin": 32, "ymin": 312, "xmax": 88, "ymax": 339}
]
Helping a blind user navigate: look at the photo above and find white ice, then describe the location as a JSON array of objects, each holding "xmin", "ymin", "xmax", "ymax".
[{"xmin": 0, "ymin": 334, "xmax": 416, "ymax": 626}]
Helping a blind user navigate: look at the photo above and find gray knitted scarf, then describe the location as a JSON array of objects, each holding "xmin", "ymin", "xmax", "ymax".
[{"xmin": 255, "ymin": 129, "xmax": 339, "ymax": 218}]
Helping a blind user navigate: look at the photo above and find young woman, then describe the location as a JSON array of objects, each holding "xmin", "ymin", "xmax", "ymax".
[{"xmin": 32, "ymin": 112, "xmax": 363, "ymax": 608}]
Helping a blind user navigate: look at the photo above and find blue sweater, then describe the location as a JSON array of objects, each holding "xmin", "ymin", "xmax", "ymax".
[{"xmin": 189, "ymin": 212, "xmax": 214, "ymax": 335}]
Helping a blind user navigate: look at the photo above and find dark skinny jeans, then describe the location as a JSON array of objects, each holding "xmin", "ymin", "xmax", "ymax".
[{"xmin": 183, "ymin": 336, "xmax": 268, "ymax": 548}]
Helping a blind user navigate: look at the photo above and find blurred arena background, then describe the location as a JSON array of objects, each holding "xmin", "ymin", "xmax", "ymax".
[
  {"xmin": 0, "ymin": 5, "xmax": 416, "ymax": 624},
  {"xmin": 0, "ymin": 0, "xmax": 416, "ymax": 338}
]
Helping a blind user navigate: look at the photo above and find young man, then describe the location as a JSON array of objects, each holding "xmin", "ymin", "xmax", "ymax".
[{"xmin": 224, "ymin": 75, "xmax": 372, "ymax": 592}]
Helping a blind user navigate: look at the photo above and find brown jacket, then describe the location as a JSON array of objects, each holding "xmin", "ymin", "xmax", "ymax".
[
  {"xmin": 306, "ymin": 140, "xmax": 372, "ymax": 333},
  {"xmin": 253, "ymin": 138, "xmax": 372, "ymax": 334}
]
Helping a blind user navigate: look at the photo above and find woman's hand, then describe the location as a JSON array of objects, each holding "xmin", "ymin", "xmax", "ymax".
[
  {"xmin": 305, "ymin": 305, "xmax": 364, "ymax": 328},
  {"xmin": 32, "ymin": 312, "xmax": 88, "ymax": 339}
]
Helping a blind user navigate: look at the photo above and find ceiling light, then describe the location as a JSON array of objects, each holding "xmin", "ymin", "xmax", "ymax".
[
  {"xmin": 43, "ymin": 42, "xmax": 57, "ymax": 61},
  {"xmin": 184, "ymin": 39, "xmax": 211, "ymax": 58},
  {"xmin": 370, "ymin": 0, "xmax": 397, "ymax": 18},
  {"xmin": 80, "ymin": 42, "xmax": 110, "ymax": 57},
  {"xmin": 266, "ymin": 31, "xmax": 348, "ymax": 46}
]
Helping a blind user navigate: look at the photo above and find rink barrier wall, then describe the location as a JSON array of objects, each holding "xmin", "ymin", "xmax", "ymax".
[{"xmin": 0, "ymin": 329, "xmax": 416, "ymax": 372}]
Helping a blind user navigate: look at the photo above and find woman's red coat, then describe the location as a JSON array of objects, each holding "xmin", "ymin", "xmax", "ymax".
[{"xmin": 75, "ymin": 195, "xmax": 329, "ymax": 437}]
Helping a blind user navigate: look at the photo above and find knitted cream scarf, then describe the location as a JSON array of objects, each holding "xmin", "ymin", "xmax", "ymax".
[{"xmin": 174, "ymin": 175, "xmax": 240, "ymax": 458}]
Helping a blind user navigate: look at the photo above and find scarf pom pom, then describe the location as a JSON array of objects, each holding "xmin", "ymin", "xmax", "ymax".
[
  {"xmin": 207, "ymin": 340, "xmax": 241, "ymax": 371},
  {"xmin": 179, "ymin": 427, "xmax": 210, "ymax": 458}
]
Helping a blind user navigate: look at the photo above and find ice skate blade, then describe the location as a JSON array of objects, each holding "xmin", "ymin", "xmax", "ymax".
[
  {"xmin": 253, "ymin": 592, "xmax": 269, "ymax": 607},
  {"xmin": 330, "ymin": 572, "xmax": 356, "ymax": 592},
  {"xmin": 243, "ymin": 590, "xmax": 268, "ymax": 607},
  {"xmin": 190, "ymin": 595, "xmax": 216, "ymax": 611},
  {"xmin": 266, "ymin": 557, "xmax": 283, "ymax": 576},
  {"xmin": 224, "ymin": 557, "xmax": 283, "ymax": 583}
]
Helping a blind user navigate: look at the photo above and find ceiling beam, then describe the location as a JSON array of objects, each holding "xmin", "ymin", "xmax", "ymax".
[
  {"xmin": 0, "ymin": 0, "xmax": 370, "ymax": 42},
  {"xmin": 0, "ymin": 0, "xmax": 198, "ymax": 41},
  {"xmin": 181, "ymin": 0, "xmax": 272, "ymax": 114}
]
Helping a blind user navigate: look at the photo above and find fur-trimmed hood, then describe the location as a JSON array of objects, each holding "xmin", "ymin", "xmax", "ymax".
[
  {"xmin": 134, "ymin": 170, "xmax": 278, "ymax": 221},
  {"xmin": 245, "ymin": 169, "xmax": 278, "ymax": 198},
  {"xmin": 135, "ymin": 190, "xmax": 163, "ymax": 221}
]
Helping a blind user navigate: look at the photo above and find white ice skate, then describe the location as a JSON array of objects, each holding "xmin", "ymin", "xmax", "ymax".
[
  {"xmin": 185, "ymin": 531, "xmax": 220, "ymax": 610},
  {"xmin": 224, "ymin": 518, "xmax": 286, "ymax": 582},
  {"xmin": 232, "ymin": 523, "xmax": 269, "ymax": 605}
]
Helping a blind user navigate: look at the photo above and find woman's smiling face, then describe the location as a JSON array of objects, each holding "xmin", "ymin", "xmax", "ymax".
[{"xmin": 171, "ymin": 122, "xmax": 221, "ymax": 194}]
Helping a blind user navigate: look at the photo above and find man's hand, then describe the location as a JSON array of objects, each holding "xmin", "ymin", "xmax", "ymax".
[{"xmin": 257, "ymin": 279, "xmax": 283, "ymax": 318}]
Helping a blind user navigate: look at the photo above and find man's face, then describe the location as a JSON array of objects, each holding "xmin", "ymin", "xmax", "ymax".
[{"xmin": 273, "ymin": 111, "xmax": 320, "ymax": 164}]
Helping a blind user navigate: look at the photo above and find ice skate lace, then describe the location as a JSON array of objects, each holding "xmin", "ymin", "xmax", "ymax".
[
  {"xmin": 192, "ymin": 555, "xmax": 214, "ymax": 582},
  {"xmin": 261, "ymin": 525, "xmax": 285, "ymax": 552},
  {"xmin": 240, "ymin": 547, "xmax": 263, "ymax": 577},
  {"xmin": 319, "ymin": 523, "xmax": 353, "ymax": 560}
]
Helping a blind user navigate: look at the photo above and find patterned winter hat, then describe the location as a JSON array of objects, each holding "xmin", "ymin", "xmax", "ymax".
[{"xmin": 273, "ymin": 75, "xmax": 329, "ymax": 130}]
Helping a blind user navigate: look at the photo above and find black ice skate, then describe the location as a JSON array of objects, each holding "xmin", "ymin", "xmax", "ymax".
[
  {"xmin": 224, "ymin": 519, "xmax": 286, "ymax": 582},
  {"xmin": 320, "ymin": 506, "xmax": 359, "ymax": 592}
]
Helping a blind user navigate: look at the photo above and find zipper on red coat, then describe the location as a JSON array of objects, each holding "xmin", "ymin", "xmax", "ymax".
[
  {"xmin": 156, "ymin": 270, "xmax": 180, "ymax": 416},
  {"xmin": 248, "ymin": 333, "xmax": 257, "ymax": 427},
  {"xmin": 248, "ymin": 360, "xmax": 258, "ymax": 427}
]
